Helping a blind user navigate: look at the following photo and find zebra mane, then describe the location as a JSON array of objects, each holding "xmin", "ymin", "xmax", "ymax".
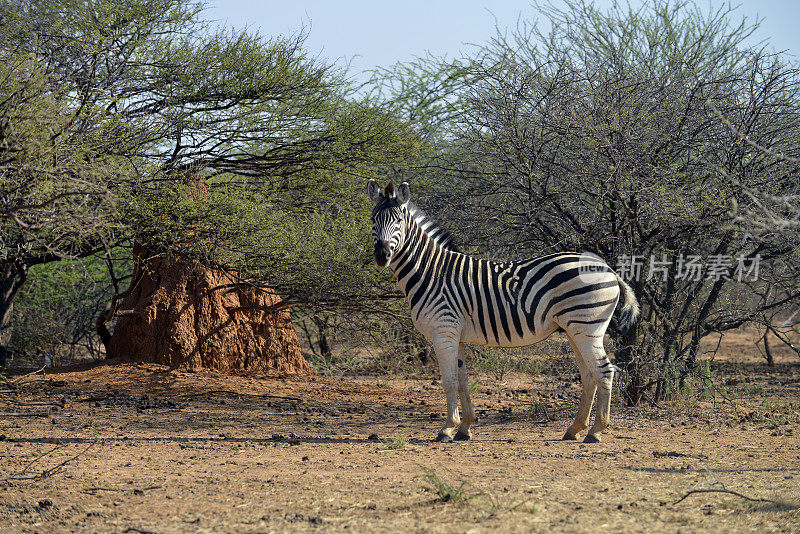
[{"xmin": 406, "ymin": 202, "xmax": 460, "ymax": 252}]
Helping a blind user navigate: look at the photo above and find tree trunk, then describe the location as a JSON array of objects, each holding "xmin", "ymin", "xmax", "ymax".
[
  {"xmin": 312, "ymin": 315, "xmax": 332, "ymax": 359},
  {"xmin": 762, "ymin": 331, "xmax": 774, "ymax": 367},
  {"xmin": 95, "ymin": 303, "xmax": 113, "ymax": 352},
  {"xmin": 0, "ymin": 262, "xmax": 27, "ymax": 356},
  {"xmin": 616, "ymin": 322, "xmax": 642, "ymax": 406}
]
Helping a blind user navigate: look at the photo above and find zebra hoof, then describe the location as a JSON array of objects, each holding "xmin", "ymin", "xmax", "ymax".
[
  {"xmin": 435, "ymin": 432, "xmax": 453, "ymax": 443},
  {"xmin": 583, "ymin": 434, "xmax": 601, "ymax": 443},
  {"xmin": 562, "ymin": 431, "xmax": 578, "ymax": 441},
  {"xmin": 454, "ymin": 430, "xmax": 471, "ymax": 441}
]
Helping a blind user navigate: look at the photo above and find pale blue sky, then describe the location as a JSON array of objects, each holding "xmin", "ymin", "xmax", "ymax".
[{"xmin": 207, "ymin": 1, "xmax": 799, "ymax": 76}]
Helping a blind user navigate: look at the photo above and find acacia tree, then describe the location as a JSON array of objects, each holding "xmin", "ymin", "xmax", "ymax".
[
  {"xmin": 0, "ymin": 0, "xmax": 418, "ymax": 360},
  {"xmin": 0, "ymin": 2, "xmax": 122, "ymax": 350},
  {"xmin": 385, "ymin": 1, "xmax": 800, "ymax": 403}
]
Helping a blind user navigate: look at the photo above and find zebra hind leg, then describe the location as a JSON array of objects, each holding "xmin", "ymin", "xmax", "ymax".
[
  {"xmin": 570, "ymin": 333, "xmax": 615, "ymax": 443},
  {"xmin": 454, "ymin": 343, "xmax": 476, "ymax": 441},
  {"xmin": 563, "ymin": 337, "xmax": 597, "ymax": 441},
  {"xmin": 585, "ymin": 342, "xmax": 614, "ymax": 443}
]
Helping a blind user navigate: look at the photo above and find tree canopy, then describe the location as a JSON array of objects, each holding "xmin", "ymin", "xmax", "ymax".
[
  {"xmin": 2, "ymin": 0, "xmax": 798, "ymax": 400},
  {"xmin": 1, "ymin": 0, "xmax": 422, "ymax": 358},
  {"xmin": 371, "ymin": 0, "xmax": 800, "ymax": 401}
]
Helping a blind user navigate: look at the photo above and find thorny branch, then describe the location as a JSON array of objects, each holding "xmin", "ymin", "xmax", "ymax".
[
  {"xmin": 1, "ymin": 440, "xmax": 96, "ymax": 484},
  {"xmin": 673, "ymin": 488, "xmax": 786, "ymax": 506}
]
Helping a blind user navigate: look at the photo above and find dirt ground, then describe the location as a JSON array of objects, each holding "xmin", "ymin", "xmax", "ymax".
[{"xmin": 2, "ymin": 332, "xmax": 799, "ymax": 533}]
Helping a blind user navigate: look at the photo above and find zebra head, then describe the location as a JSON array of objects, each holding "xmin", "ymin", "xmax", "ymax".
[{"xmin": 366, "ymin": 179, "xmax": 411, "ymax": 267}]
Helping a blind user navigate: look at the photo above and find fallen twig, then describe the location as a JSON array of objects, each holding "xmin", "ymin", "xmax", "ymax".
[
  {"xmin": 82, "ymin": 485, "xmax": 162, "ymax": 495},
  {"xmin": 0, "ymin": 412, "xmax": 51, "ymax": 417},
  {"xmin": 5, "ymin": 443, "xmax": 66, "ymax": 481},
  {"xmin": 1, "ymin": 440, "xmax": 96, "ymax": 483},
  {"xmin": 640, "ymin": 391, "xmax": 660, "ymax": 407},
  {"xmin": 175, "ymin": 390, "xmax": 301, "ymax": 402},
  {"xmin": 673, "ymin": 488, "xmax": 778, "ymax": 505},
  {"xmin": 7, "ymin": 366, "xmax": 47, "ymax": 384},
  {"xmin": 8, "ymin": 400, "xmax": 64, "ymax": 407},
  {"xmin": 38, "ymin": 441, "xmax": 96, "ymax": 479}
]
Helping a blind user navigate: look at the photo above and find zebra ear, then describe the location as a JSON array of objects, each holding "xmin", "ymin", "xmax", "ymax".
[
  {"xmin": 396, "ymin": 181, "xmax": 411, "ymax": 205},
  {"xmin": 366, "ymin": 179, "xmax": 382, "ymax": 203}
]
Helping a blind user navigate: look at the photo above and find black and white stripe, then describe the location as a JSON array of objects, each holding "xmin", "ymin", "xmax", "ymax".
[{"xmin": 367, "ymin": 180, "xmax": 640, "ymax": 443}]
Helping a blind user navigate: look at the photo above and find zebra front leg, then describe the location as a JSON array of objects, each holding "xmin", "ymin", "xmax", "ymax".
[
  {"xmin": 454, "ymin": 343, "xmax": 476, "ymax": 441},
  {"xmin": 433, "ymin": 337, "xmax": 461, "ymax": 443}
]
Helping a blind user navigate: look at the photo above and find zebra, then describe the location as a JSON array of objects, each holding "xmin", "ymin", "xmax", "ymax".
[{"xmin": 367, "ymin": 179, "xmax": 640, "ymax": 443}]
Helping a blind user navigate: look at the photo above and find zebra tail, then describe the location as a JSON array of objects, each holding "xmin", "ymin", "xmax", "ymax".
[{"xmin": 615, "ymin": 274, "xmax": 640, "ymax": 334}]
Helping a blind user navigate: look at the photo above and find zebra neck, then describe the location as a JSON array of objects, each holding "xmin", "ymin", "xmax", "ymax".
[{"xmin": 388, "ymin": 214, "xmax": 453, "ymax": 299}]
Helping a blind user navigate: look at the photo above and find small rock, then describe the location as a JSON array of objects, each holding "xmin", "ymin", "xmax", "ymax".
[{"xmin": 367, "ymin": 434, "xmax": 380, "ymax": 441}]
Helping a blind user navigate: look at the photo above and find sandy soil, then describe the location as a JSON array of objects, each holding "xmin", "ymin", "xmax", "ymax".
[{"xmin": 1, "ymin": 334, "xmax": 799, "ymax": 533}]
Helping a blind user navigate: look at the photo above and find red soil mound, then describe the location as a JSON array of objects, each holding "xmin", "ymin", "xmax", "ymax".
[{"xmin": 106, "ymin": 255, "xmax": 312, "ymax": 376}]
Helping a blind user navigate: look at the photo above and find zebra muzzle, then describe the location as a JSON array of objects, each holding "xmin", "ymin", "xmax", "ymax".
[{"xmin": 374, "ymin": 240, "xmax": 391, "ymax": 267}]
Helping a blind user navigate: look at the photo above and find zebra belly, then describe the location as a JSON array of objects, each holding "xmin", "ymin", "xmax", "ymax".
[{"xmin": 458, "ymin": 316, "xmax": 560, "ymax": 348}]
